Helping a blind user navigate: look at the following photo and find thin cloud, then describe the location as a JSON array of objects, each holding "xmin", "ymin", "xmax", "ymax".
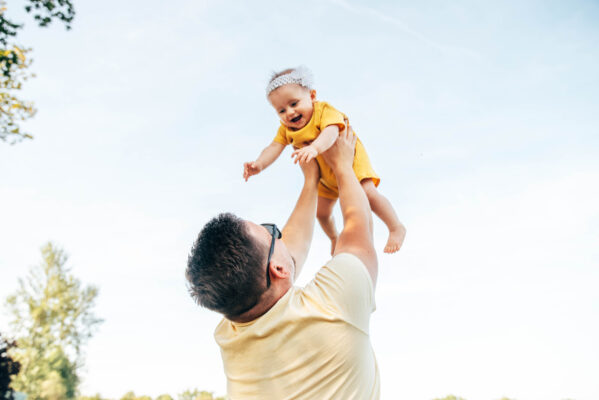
[{"xmin": 327, "ymin": 0, "xmax": 480, "ymax": 60}]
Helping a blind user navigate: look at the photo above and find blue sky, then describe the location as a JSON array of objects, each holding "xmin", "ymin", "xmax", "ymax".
[{"xmin": 1, "ymin": 0, "xmax": 598, "ymax": 399}]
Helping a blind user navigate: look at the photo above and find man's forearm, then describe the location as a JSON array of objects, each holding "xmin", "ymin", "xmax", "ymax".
[
  {"xmin": 335, "ymin": 168, "xmax": 372, "ymax": 238},
  {"xmin": 322, "ymin": 126, "xmax": 378, "ymax": 284},
  {"xmin": 333, "ymin": 166, "xmax": 377, "ymax": 284},
  {"xmin": 282, "ymin": 173, "xmax": 319, "ymax": 279}
]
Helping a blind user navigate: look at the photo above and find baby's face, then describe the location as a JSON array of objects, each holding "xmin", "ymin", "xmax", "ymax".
[{"xmin": 268, "ymin": 84, "xmax": 316, "ymax": 130}]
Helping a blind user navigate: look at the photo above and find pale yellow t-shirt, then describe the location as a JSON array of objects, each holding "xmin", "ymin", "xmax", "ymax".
[{"xmin": 214, "ymin": 253, "xmax": 380, "ymax": 400}]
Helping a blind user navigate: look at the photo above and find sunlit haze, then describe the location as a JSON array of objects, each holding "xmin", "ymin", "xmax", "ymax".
[{"xmin": 1, "ymin": 0, "xmax": 598, "ymax": 399}]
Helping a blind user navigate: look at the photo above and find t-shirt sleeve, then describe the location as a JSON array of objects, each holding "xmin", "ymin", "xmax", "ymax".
[
  {"xmin": 319, "ymin": 103, "xmax": 346, "ymax": 131},
  {"xmin": 273, "ymin": 125, "xmax": 289, "ymax": 145},
  {"xmin": 310, "ymin": 253, "xmax": 376, "ymax": 333}
]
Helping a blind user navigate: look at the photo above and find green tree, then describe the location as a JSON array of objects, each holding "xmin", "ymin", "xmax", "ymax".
[
  {"xmin": 119, "ymin": 392, "xmax": 152, "ymax": 400},
  {"xmin": 0, "ymin": 332, "xmax": 21, "ymax": 400},
  {"xmin": 5, "ymin": 242, "xmax": 102, "ymax": 400},
  {"xmin": 119, "ymin": 392, "xmax": 136, "ymax": 400},
  {"xmin": 433, "ymin": 396, "xmax": 467, "ymax": 400},
  {"xmin": 0, "ymin": 0, "xmax": 75, "ymax": 144},
  {"xmin": 178, "ymin": 389, "xmax": 225, "ymax": 400},
  {"xmin": 156, "ymin": 395, "xmax": 174, "ymax": 400},
  {"xmin": 77, "ymin": 395, "xmax": 107, "ymax": 400}
]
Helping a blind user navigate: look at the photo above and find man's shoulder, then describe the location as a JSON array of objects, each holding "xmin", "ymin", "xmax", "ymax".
[
  {"xmin": 325, "ymin": 252, "xmax": 370, "ymax": 276},
  {"xmin": 301, "ymin": 253, "xmax": 376, "ymax": 332},
  {"xmin": 306, "ymin": 253, "xmax": 374, "ymax": 303}
]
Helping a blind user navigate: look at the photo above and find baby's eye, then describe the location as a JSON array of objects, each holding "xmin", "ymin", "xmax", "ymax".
[
  {"xmin": 279, "ymin": 109, "xmax": 285, "ymax": 114},
  {"xmin": 291, "ymin": 102, "xmax": 297, "ymax": 107}
]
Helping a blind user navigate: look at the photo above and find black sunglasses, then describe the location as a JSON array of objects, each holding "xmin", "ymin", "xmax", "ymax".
[{"xmin": 260, "ymin": 223, "xmax": 282, "ymax": 288}]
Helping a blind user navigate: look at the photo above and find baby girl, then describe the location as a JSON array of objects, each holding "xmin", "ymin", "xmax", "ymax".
[{"xmin": 243, "ymin": 66, "xmax": 405, "ymax": 254}]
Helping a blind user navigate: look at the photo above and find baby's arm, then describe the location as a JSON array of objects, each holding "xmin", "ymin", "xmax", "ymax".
[
  {"xmin": 243, "ymin": 141, "xmax": 286, "ymax": 181},
  {"xmin": 291, "ymin": 125, "xmax": 340, "ymax": 164}
]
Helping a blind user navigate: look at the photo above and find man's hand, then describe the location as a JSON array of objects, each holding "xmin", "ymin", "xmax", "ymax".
[
  {"xmin": 291, "ymin": 145, "xmax": 318, "ymax": 165},
  {"xmin": 243, "ymin": 161, "xmax": 263, "ymax": 182},
  {"xmin": 321, "ymin": 121, "xmax": 356, "ymax": 172},
  {"xmin": 298, "ymin": 158, "xmax": 320, "ymax": 183}
]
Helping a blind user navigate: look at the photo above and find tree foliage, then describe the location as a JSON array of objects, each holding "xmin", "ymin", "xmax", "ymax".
[
  {"xmin": 0, "ymin": 332, "xmax": 21, "ymax": 400},
  {"xmin": 178, "ymin": 389, "xmax": 225, "ymax": 400},
  {"xmin": 0, "ymin": 0, "xmax": 75, "ymax": 144},
  {"xmin": 432, "ymin": 397, "xmax": 522, "ymax": 400},
  {"xmin": 119, "ymin": 392, "xmax": 153, "ymax": 400},
  {"xmin": 23, "ymin": 0, "xmax": 75, "ymax": 29},
  {"xmin": 77, "ymin": 395, "xmax": 107, "ymax": 400},
  {"xmin": 5, "ymin": 242, "xmax": 102, "ymax": 400},
  {"xmin": 433, "ymin": 396, "xmax": 467, "ymax": 400}
]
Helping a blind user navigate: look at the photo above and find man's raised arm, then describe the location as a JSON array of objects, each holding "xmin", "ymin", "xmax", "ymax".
[
  {"xmin": 281, "ymin": 159, "xmax": 320, "ymax": 280},
  {"xmin": 321, "ymin": 125, "xmax": 378, "ymax": 286}
]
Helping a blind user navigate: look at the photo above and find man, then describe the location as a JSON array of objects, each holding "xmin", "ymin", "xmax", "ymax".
[{"xmin": 186, "ymin": 125, "xmax": 384, "ymax": 399}]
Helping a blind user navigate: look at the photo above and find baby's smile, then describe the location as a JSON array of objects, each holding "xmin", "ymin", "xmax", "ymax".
[{"xmin": 291, "ymin": 115, "xmax": 302, "ymax": 123}]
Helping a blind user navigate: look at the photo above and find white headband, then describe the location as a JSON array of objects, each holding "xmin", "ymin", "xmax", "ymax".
[{"xmin": 265, "ymin": 66, "xmax": 314, "ymax": 97}]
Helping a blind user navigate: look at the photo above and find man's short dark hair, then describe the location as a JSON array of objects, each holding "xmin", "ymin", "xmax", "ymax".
[{"xmin": 186, "ymin": 213, "xmax": 267, "ymax": 317}]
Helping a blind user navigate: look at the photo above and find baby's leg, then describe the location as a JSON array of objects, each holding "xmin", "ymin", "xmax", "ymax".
[
  {"xmin": 317, "ymin": 196, "xmax": 338, "ymax": 255},
  {"xmin": 360, "ymin": 179, "xmax": 406, "ymax": 253}
]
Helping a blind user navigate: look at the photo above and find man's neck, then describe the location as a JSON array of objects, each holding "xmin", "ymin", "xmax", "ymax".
[{"xmin": 228, "ymin": 284, "xmax": 291, "ymax": 323}]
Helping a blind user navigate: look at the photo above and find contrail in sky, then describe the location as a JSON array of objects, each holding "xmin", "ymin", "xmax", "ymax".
[{"xmin": 327, "ymin": 0, "xmax": 480, "ymax": 60}]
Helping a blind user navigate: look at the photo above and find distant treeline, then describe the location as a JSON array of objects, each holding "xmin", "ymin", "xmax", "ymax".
[{"xmin": 78, "ymin": 390, "xmax": 224, "ymax": 400}]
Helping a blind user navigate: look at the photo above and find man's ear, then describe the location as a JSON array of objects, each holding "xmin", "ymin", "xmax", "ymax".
[
  {"xmin": 310, "ymin": 89, "xmax": 317, "ymax": 102},
  {"xmin": 269, "ymin": 261, "xmax": 291, "ymax": 280}
]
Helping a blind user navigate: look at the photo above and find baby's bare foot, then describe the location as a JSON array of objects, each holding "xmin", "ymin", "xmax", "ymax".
[
  {"xmin": 384, "ymin": 225, "xmax": 406, "ymax": 254},
  {"xmin": 330, "ymin": 236, "xmax": 338, "ymax": 256}
]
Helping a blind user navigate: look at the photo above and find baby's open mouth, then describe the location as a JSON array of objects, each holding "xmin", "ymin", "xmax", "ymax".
[{"xmin": 291, "ymin": 115, "xmax": 302, "ymax": 123}]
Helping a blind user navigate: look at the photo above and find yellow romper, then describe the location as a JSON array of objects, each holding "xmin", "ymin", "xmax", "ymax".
[{"xmin": 273, "ymin": 101, "xmax": 380, "ymax": 199}]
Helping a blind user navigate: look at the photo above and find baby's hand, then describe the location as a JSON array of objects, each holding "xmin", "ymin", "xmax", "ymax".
[
  {"xmin": 291, "ymin": 145, "xmax": 318, "ymax": 165},
  {"xmin": 243, "ymin": 161, "xmax": 263, "ymax": 182}
]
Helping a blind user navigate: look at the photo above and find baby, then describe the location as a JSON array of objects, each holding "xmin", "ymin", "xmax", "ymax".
[{"xmin": 243, "ymin": 66, "xmax": 406, "ymax": 254}]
